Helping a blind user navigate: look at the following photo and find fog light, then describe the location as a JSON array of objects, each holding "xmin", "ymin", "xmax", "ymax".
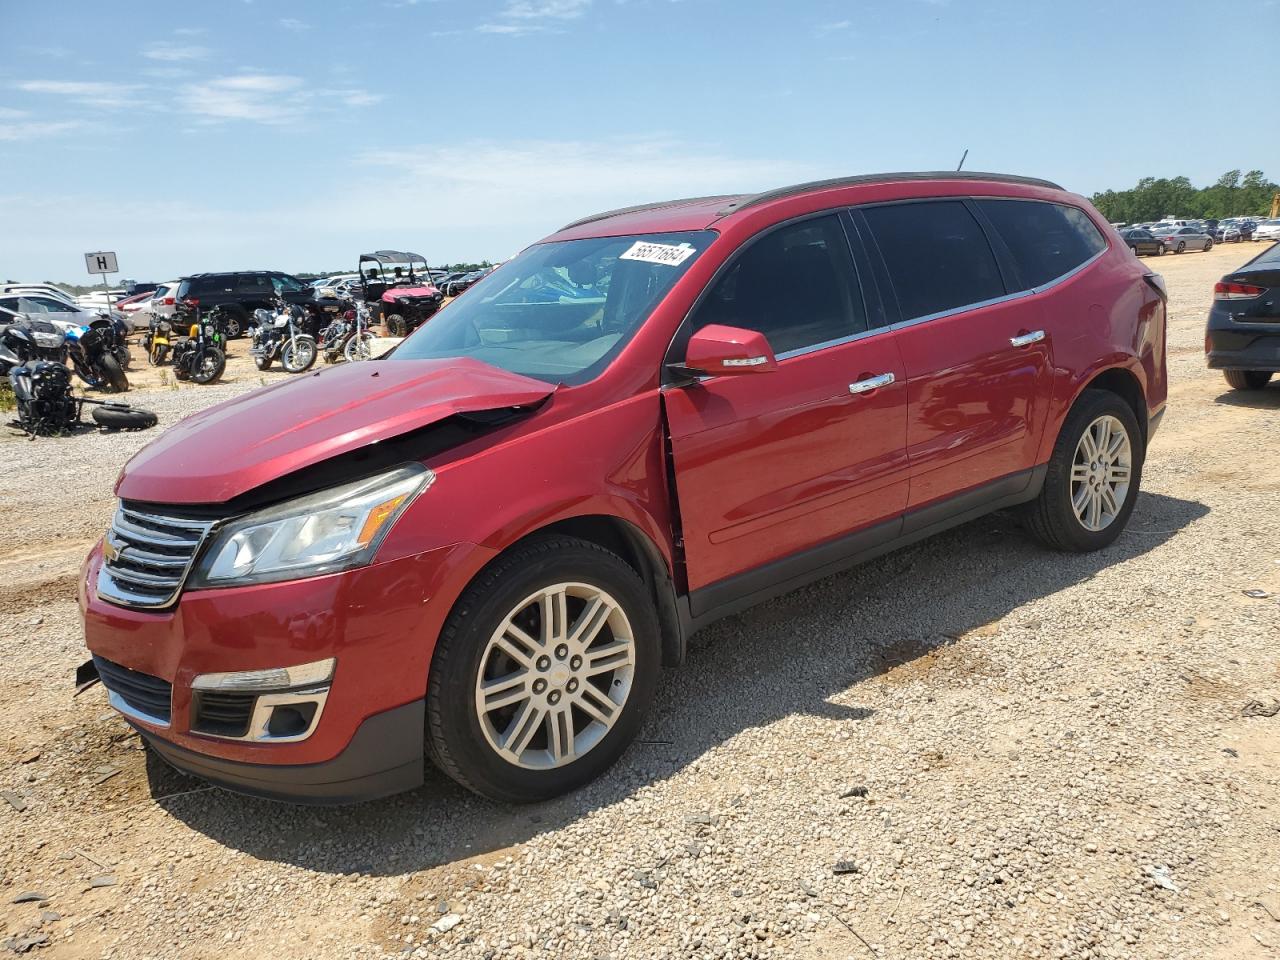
[{"xmin": 189, "ymin": 659, "xmax": 334, "ymax": 744}]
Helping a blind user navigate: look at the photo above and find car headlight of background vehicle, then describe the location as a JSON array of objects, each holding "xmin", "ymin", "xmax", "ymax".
[{"xmin": 188, "ymin": 465, "xmax": 433, "ymax": 587}]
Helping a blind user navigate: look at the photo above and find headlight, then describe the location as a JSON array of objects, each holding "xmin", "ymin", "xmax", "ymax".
[{"xmin": 188, "ymin": 465, "xmax": 432, "ymax": 587}]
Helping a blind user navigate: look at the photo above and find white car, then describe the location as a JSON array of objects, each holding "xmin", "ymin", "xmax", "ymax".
[
  {"xmin": 1253, "ymin": 219, "xmax": 1280, "ymax": 242},
  {"xmin": 147, "ymin": 281, "xmax": 181, "ymax": 322},
  {"xmin": 0, "ymin": 282, "xmax": 78, "ymax": 303},
  {"xmin": 0, "ymin": 292, "xmax": 123, "ymax": 334}
]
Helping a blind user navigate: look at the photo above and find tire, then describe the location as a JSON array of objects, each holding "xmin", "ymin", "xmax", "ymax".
[
  {"xmin": 91, "ymin": 403, "xmax": 157, "ymax": 431},
  {"xmin": 1176, "ymin": 241, "xmax": 1186, "ymax": 253},
  {"xmin": 1157, "ymin": 244, "xmax": 1166, "ymax": 256},
  {"xmin": 1223, "ymin": 369, "xmax": 1273, "ymax": 391},
  {"xmin": 254, "ymin": 352, "xmax": 273, "ymax": 371},
  {"xmin": 344, "ymin": 331, "xmax": 375, "ymax": 362},
  {"xmin": 221, "ymin": 309, "xmax": 246, "ymax": 340},
  {"xmin": 98, "ymin": 353, "xmax": 129, "ymax": 393},
  {"xmin": 191, "ymin": 347, "xmax": 225, "ymax": 384},
  {"xmin": 150, "ymin": 344, "xmax": 168, "ymax": 366},
  {"xmin": 1022, "ymin": 389, "xmax": 1143, "ymax": 553},
  {"xmin": 1204, "ymin": 239, "xmax": 1213, "ymax": 251},
  {"xmin": 386, "ymin": 314, "xmax": 407, "ymax": 338},
  {"xmin": 281, "ymin": 336, "xmax": 317, "ymax": 373},
  {"xmin": 426, "ymin": 536, "xmax": 661, "ymax": 803}
]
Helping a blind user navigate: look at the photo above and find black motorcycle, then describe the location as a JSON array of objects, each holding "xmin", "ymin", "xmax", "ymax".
[
  {"xmin": 65, "ymin": 318, "xmax": 129, "ymax": 392},
  {"xmin": 7, "ymin": 360, "xmax": 156, "ymax": 437},
  {"xmin": 250, "ymin": 299, "xmax": 317, "ymax": 373},
  {"xmin": 171, "ymin": 309, "xmax": 227, "ymax": 384}
]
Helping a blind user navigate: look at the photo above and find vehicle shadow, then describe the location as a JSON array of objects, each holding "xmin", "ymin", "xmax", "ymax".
[
  {"xmin": 1212, "ymin": 383, "xmax": 1280, "ymax": 409},
  {"xmin": 156, "ymin": 490, "xmax": 1208, "ymax": 876}
]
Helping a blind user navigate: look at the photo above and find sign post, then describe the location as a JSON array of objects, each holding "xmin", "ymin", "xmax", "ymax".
[{"xmin": 84, "ymin": 251, "xmax": 119, "ymax": 314}]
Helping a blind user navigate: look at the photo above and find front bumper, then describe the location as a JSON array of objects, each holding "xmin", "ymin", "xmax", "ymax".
[
  {"xmin": 141, "ymin": 699, "xmax": 425, "ymax": 804},
  {"xmin": 80, "ymin": 538, "xmax": 494, "ymax": 802}
]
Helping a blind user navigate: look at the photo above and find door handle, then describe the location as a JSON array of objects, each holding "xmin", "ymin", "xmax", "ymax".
[
  {"xmin": 848, "ymin": 372, "xmax": 895, "ymax": 394},
  {"xmin": 1010, "ymin": 330, "xmax": 1046, "ymax": 347}
]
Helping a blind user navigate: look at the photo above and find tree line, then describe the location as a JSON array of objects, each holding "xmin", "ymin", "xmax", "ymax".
[{"xmin": 1091, "ymin": 170, "xmax": 1276, "ymax": 224}]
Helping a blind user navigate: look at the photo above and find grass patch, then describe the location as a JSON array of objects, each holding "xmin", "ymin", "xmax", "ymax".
[{"xmin": 0, "ymin": 381, "xmax": 14, "ymax": 413}]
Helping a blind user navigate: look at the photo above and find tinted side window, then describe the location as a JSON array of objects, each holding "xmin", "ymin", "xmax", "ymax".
[
  {"xmin": 976, "ymin": 199, "xmax": 1107, "ymax": 289},
  {"xmin": 237, "ymin": 275, "xmax": 270, "ymax": 295},
  {"xmin": 691, "ymin": 214, "xmax": 865, "ymax": 355},
  {"xmin": 187, "ymin": 277, "xmax": 219, "ymax": 296},
  {"xmin": 863, "ymin": 200, "xmax": 1004, "ymax": 321}
]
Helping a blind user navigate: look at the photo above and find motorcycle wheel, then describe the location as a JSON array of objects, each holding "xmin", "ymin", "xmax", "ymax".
[
  {"xmin": 99, "ymin": 353, "xmax": 130, "ymax": 393},
  {"xmin": 92, "ymin": 403, "xmax": 158, "ymax": 431},
  {"xmin": 344, "ymin": 331, "xmax": 376, "ymax": 362},
  {"xmin": 115, "ymin": 345, "xmax": 132, "ymax": 370},
  {"xmin": 281, "ymin": 337, "xmax": 317, "ymax": 373},
  {"xmin": 254, "ymin": 352, "xmax": 273, "ymax": 371},
  {"xmin": 191, "ymin": 347, "xmax": 226, "ymax": 384},
  {"xmin": 386, "ymin": 314, "xmax": 407, "ymax": 338},
  {"xmin": 152, "ymin": 344, "xmax": 169, "ymax": 366}
]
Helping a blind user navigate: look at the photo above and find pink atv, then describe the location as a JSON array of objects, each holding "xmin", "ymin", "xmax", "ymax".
[{"xmin": 358, "ymin": 250, "xmax": 444, "ymax": 337}]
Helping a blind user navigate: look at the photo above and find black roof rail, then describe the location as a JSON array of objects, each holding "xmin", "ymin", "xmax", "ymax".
[
  {"xmin": 559, "ymin": 195, "xmax": 742, "ymax": 231},
  {"xmin": 715, "ymin": 171, "xmax": 1065, "ymax": 217}
]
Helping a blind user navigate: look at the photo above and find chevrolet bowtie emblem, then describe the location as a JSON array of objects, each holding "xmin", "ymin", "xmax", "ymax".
[{"xmin": 102, "ymin": 535, "xmax": 125, "ymax": 563}]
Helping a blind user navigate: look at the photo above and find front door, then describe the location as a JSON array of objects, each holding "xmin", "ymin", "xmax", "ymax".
[{"xmin": 663, "ymin": 214, "xmax": 910, "ymax": 610}]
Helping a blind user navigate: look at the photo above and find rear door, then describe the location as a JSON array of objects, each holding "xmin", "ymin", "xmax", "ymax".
[
  {"xmin": 664, "ymin": 213, "xmax": 910, "ymax": 607},
  {"xmin": 856, "ymin": 198, "xmax": 1055, "ymax": 512}
]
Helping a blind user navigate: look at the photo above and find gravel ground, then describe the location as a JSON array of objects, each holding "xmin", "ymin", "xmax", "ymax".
[{"xmin": 1, "ymin": 244, "xmax": 1278, "ymax": 960}]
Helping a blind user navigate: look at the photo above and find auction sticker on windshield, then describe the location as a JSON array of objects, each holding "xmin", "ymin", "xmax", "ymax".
[{"xmin": 620, "ymin": 240, "xmax": 697, "ymax": 267}]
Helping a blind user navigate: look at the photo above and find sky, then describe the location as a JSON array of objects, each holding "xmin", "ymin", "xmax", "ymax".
[{"xmin": 2, "ymin": 0, "xmax": 1276, "ymax": 284}]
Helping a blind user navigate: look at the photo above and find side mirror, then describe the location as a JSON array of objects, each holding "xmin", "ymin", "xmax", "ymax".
[{"xmin": 679, "ymin": 324, "xmax": 777, "ymax": 377}]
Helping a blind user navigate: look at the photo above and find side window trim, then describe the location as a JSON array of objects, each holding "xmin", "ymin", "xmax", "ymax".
[
  {"xmin": 964, "ymin": 197, "xmax": 1024, "ymax": 294},
  {"xmin": 839, "ymin": 210, "xmax": 892, "ymax": 330},
  {"xmin": 662, "ymin": 209, "xmax": 871, "ymax": 378}
]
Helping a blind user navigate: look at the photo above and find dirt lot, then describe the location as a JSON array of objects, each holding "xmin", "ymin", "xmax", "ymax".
[{"xmin": 1, "ymin": 243, "xmax": 1278, "ymax": 960}]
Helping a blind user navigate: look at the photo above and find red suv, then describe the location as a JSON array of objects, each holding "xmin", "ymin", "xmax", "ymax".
[{"xmin": 79, "ymin": 172, "xmax": 1167, "ymax": 804}]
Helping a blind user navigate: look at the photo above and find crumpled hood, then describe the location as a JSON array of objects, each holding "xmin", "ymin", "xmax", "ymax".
[{"xmin": 116, "ymin": 358, "xmax": 554, "ymax": 504}]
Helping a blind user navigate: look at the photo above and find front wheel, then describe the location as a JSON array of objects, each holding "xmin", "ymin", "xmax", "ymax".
[
  {"xmin": 426, "ymin": 537, "xmax": 661, "ymax": 803},
  {"xmin": 1022, "ymin": 390, "xmax": 1143, "ymax": 552},
  {"xmin": 1224, "ymin": 370, "xmax": 1273, "ymax": 391},
  {"xmin": 254, "ymin": 351, "xmax": 273, "ymax": 371},
  {"xmin": 98, "ymin": 353, "xmax": 129, "ymax": 393},
  {"xmin": 344, "ymin": 331, "xmax": 376, "ymax": 362},
  {"xmin": 1204, "ymin": 239, "xmax": 1214, "ymax": 251},
  {"xmin": 191, "ymin": 347, "xmax": 225, "ymax": 384},
  {"xmin": 1157, "ymin": 244, "xmax": 1166, "ymax": 256},
  {"xmin": 386, "ymin": 314, "xmax": 407, "ymax": 338},
  {"xmin": 281, "ymin": 336, "xmax": 317, "ymax": 373}
]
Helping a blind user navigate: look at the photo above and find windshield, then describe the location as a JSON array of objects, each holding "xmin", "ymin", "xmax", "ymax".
[{"xmin": 391, "ymin": 230, "xmax": 714, "ymax": 384}]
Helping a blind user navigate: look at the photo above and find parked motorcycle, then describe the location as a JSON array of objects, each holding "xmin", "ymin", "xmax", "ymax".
[
  {"xmin": 320, "ymin": 301, "xmax": 377, "ymax": 364},
  {"xmin": 142, "ymin": 317, "xmax": 175, "ymax": 366},
  {"xmin": 65, "ymin": 319, "xmax": 129, "ymax": 392},
  {"xmin": 250, "ymin": 299, "xmax": 317, "ymax": 373},
  {"xmin": 170, "ymin": 309, "xmax": 227, "ymax": 384}
]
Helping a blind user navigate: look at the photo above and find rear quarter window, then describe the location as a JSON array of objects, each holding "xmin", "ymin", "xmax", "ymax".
[
  {"xmin": 977, "ymin": 199, "xmax": 1107, "ymax": 289},
  {"xmin": 862, "ymin": 200, "xmax": 1005, "ymax": 322}
]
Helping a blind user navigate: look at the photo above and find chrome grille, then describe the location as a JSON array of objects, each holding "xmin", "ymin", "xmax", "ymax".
[{"xmin": 97, "ymin": 505, "xmax": 217, "ymax": 609}]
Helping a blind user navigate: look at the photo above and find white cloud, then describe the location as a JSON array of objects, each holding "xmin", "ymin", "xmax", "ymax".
[
  {"xmin": 478, "ymin": 0, "xmax": 591, "ymax": 33},
  {"xmin": 143, "ymin": 42, "xmax": 211, "ymax": 61},
  {"xmin": 816, "ymin": 19, "xmax": 852, "ymax": 35},
  {"xmin": 173, "ymin": 27, "xmax": 207, "ymax": 36},
  {"xmin": 0, "ymin": 107, "xmax": 30, "ymax": 120},
  {"xmin": 279, "ymin": 18, "xmax": 311, "ymax": 31},
  {"xmin": 16, "ymin": 80, "xmax": 147, "ymax": 109},
  {"xmin": 502, "ymin": 0, "xmax": 591, "ymax": 17},
  {"xmin": 179, "ymin": 73, "xmax": 303, "ymax": 123},
  {"xmin": 0, "ymin": 119, "xmax": 87, "ymax": 141}
]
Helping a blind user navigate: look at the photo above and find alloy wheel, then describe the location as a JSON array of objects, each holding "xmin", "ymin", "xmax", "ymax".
[
  {"xmin": 1070, "ymin": 414, "xmax": 1132, "ymax": 532},
  {"xmin": 474, "ymin": 582, "xmax": 636, "ymax": 770}
]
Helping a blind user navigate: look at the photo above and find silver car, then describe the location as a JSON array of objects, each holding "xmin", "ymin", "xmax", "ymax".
[
  {"xmin": 1152, "ymin": 224, "xmax": 1214, "ymax": 254},
  {"xmin": 0, "ymin": 293, "xmax": 111, "ymax": 333}
]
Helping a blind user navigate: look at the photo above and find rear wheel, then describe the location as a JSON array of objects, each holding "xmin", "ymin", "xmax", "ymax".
[
  {"xmin": 254, "ymin": 352, "xmax": 272, "ymax": 371},
  {"xmin": 1176, "ymin": 241, "xmax": 1186, "ymax": 253},
  {"xmin": 426, "ymin": 536, "xmax": 660, "ymax": 803},
  {"xmin": 1223, "ymin": 369, "xmax": 1273, "ymax": 391},
  {"xmin": 221, "ymin": 308, "xmax": 246, "ymax": 339},
  {"xmin": 1204, "ymin": 239, "xmax": 1214, "ymax": 251},
  {"xmin": 1023, "ymin": 390, "xmax": 1143, "ymax": 552}
]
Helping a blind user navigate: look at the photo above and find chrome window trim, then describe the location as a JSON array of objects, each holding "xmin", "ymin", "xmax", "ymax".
[{"xmin": 773, "ymin": 324, "xmax": 891, "ymax": 361}]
